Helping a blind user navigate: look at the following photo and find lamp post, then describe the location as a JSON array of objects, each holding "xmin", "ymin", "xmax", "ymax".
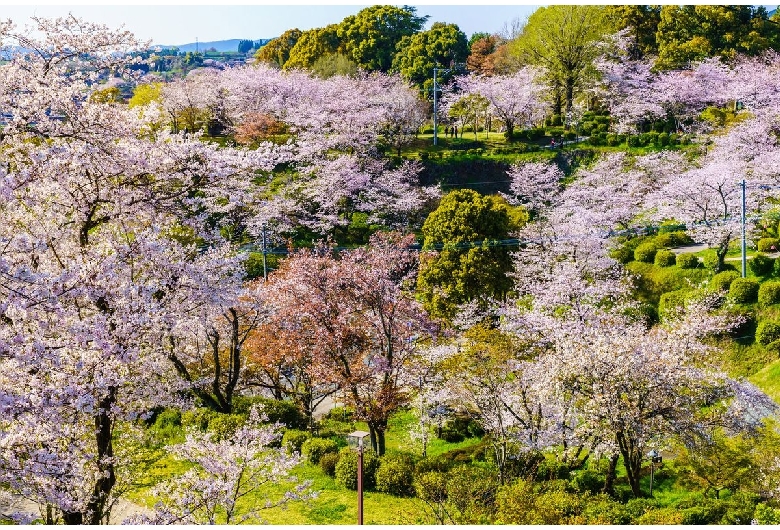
[
  {"xmin": 347, "ymin": 430, "xmax": 370, "ymax": 524},
  {"xmin": 647, "ymin": 449, "xmax": 662, "ymax": 496}
]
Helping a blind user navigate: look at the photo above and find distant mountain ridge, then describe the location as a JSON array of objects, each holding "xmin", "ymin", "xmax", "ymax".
[{"xmin": 157, "ymin": 38, "xmax": 272, "ymax": 53}]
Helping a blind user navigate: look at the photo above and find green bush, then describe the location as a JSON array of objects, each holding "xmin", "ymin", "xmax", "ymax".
[
  {"xmin": 320, "ymin": 452, "xmax": 341, "ymax": 477},
  {"xmin": 232, "ymin": 396, "xmax": 307, "ymax": 430},
  {"xmin": 654, "ymin": 249, "xmax": 676, "ymax": 267},
  {"xmin": 335, "ymin": 447, "xmax": 379, "ymax": 490},
  {"xmin": 756, "ymin": 321, "xmax": 780, "ymax": 345},
  {"xmin": 754, "ymin": 503, "xmax": 780, "ymax": 524},
  {"xmin": 324, "ymin": 406, "xmax": 354, "ymax": 422},
  {"xmin": 181, "ymin": 407, "xmax": 217, "ymax": 432},
  {"xmin": 658, "ymin": 289, "xmax": 690, "ymax": 317},
  {"xmin": 414, "ymin": 455, "xmax": 452, "ymax": 475},
  {"xmin": 729, "ymin": 277, "xmax": 760, "ymax": 303},
  {"xmin": 282, "ymin": 429, "xmax": 310, "ymax": 453},
  {"xmin": 634, "ymin": 241, "xmax": 660, "ymax": 263},
  {"xmin": 757, "ymin": 237, "xmax": 780, "ymax": 252},
  {"xmin": 658, "ymin": 132, "xmax": 670, "ymax": 146},
  {"xmin": 154, "ymin": 408, "xmax": 182, "ymax": 429},
  {"xmin": 376, "ymin": 454, "xmax": 415, "ymax": 497},
  {"xmin": 569, "ymin": 469, "xmax": 605, "ymax": 495},
  {"xmin": 302, "ymin": 437, "xmax": 339, "ymax": 464},
  {"xmin": 710, "ymin": 270, "xmax": 740, "ymax": 292},
  {"xmin": 702, "ymin": 252, "xmax": 737, "ymax": 273},
  {"xmin": 654, "ymin": 231, "xmax": 692, "ymax": 247},
  {"xmin": 676, "ymin": 253, "xmax": 699, "ymax": 269},
  {"xmin": 759, "ymin": 281, "xmax": 780, "ymax": 306},
  {"xmin": 207, "ymin": 413, "xmax": 245, "ymax": 441},
  {"xmin": 749, "ymin": 253, "xmax": 775, "ymax": 276}
]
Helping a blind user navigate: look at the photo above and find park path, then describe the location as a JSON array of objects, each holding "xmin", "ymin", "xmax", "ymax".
[
  {"xmin": 669, "ymin": 243, "xmax": 780, "ymax": 260},
  {"xmin": 1, "ymin": 495, "xmax": 151, "ymax": 524}
]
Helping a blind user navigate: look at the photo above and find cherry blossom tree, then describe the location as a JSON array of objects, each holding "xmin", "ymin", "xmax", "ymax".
[
  {"xmin": 262, "ymin": 232, "xmax": 437, "ymax": 454},
  {"xmin": 125, "ymin": 408, "xmax": 314, "ymax": 524},
  {"xmin": 453, "ymin": 69, "xmax": 546, "ymax": 138},
  {"xmin": 0, "ymin": 17, "xmax": 278, "ymax": 523}
]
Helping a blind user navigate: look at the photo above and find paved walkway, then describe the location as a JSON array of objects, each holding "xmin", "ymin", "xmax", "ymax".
[
  {"xmin": 1, "ymin": 495, "xmax": 150, "ymax": 524},
  {"xmin": 669, "ymin": 243, "xmax": 780, "ymax": 260}
]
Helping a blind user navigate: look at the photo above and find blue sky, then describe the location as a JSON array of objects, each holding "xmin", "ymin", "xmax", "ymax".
[{"xmin": 1, "ymin": 4, "xmax": 540, "ymax": 46}]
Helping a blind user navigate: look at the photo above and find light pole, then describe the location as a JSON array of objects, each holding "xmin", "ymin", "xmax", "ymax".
[
  {"xmin": 347, "ymin": 430, "xmax": 370, "ymax": 524},
  {"xmin": 647, "ymin": 449, "xmax": 662, "ymax": 496}
]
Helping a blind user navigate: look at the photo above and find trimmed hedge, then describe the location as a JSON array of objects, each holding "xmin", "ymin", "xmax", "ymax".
[
  {"xmin": 729, "ymin": 278, "xmax": 760, "ymax": 303},
  {"xmin": 335, "ymin": 447, "xmax": 379, "ymax": 490},
  {"xmin": 749, "ymin": 253, "xmax": 775, "ymax": 277},
  {"xmin": 301, "ymin": 437, "xmax": 339, "ymax": 465},
  {"xmin": 282, "ymin": 429, "xmax": 310, "ymax": 453},
  {"xmin": 758, "ymin": 237, "xmax": 780, "ymax": 252},
  {"xmin": 759, "ymin": 281, "xmax": 780, "ymax": 306},
  {"xmin": 232, "ymin": 396, "xmax": 308, "ymax": 430},
  {"xmin": 710, "ymin": 270, "xmax": 740, "ymax": 292},
  {"xmin": 658, "ymin": 289, "xmax": 689, "ymax": 317},
  {"xmin": 654, "ymin": 250, "xmax": 676, "ymax": 267},
  {"xmin": 757, "ymin": 321, "xmax": 780, "ymax": 345},
  {"xmin": 320, "ymin": 452, "xmax": 340, "ymax": 477},
  {"xmin": 634, "ymin": 241, "xmax": 660, "ymax": 263},
  {"xmin": 676, "ymin": 253, "xmax": 700, "ymax": 269},
  {"xmin": 376, "ymin": 454, "xmax": 415, "ymax": 497}
]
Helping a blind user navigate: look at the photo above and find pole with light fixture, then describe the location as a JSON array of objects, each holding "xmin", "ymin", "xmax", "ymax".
[
  {"xmin": 347, "ymin": 430, "xmax": 370, "ymax": 524},
  {"xmin": 647, "ymin": 449, "xmax": 662, "ymax": 496}
]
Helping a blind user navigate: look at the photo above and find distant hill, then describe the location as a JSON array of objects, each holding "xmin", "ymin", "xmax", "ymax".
[{"xmin": 159, "ymin": 38, "xmax": 272, "ymax": 53}]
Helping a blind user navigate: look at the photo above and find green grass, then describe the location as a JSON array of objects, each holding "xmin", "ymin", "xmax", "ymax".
[{"xmin": 750, "ymin": 359, "xmax": 780, "ymax": 403}]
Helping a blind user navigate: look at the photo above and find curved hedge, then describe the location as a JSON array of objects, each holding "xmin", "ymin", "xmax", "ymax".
[
  {"xmin": 376, "ymin": 454, "xmax": 415, "ymax": 497},
  {"xmin": 729, "ymin": 277, "xmax": 760, "ymax": 303},
  {"xmin": 335, "ymin": 447, "xmax": 379, "ymax": 490},
  {"xmin": 302, "ymin": 437, "xmax": 339, "ymax": 465},
  {"xmin": 676, "ymin": 253, "xmax": 699, "ymax": 269},
  {"xmin": 634, "ymin": 241, "xmax": 660, "ymax": 263},
  {"xmin": 757, "ymin": 321, "xmax": 780, "ymax": 345},
  {"xmin": 710, "ymin": 270, "xmax": 740, "ymax": 292},
  {"xmin": 749, "ymin": 253, "xmax": 775, "ymax": 277},
  {"xmin": 758, "ymin": 237, "xmax": 780, "ymax": 252},
  {"xmin": 759, "ymin": 281, "xmax": 780, "ymax": 306},
  {"xmin": 654, "ymin": 250, "xmax": 676, "ymax": 267}
]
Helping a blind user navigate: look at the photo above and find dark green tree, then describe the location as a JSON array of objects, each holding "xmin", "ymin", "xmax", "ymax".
[
  {"xmin": 254, "ymin": 28, "xmax": 302, "ymax": 68},
  {"xmin": 237, "ymin": 39, "xmax": 255, "ymax": 54},
  {"xmin": 392, "ymin": 22, "xmax": 469, "ymax": 92},
  {"xmin": 417, "ymin": 189, "xmax": 523, "ymax": 321},
  {"xmin": 337, "ymin": 5, "xmax": 428, "ymax": 72},
  {"xmin": 655, "ymin": 5, "xmax": 777, "ymax": 70},
  {"xmin": 605, "ymin": 5, "xmax": 661, "ymax": 58},
  {"xmin": 284, "ymin": 24, "xmax": 341, "ymax": 70}
]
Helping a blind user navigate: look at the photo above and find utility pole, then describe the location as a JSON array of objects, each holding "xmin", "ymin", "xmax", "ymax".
[
  {"xmin": 433, "ymin": 67, "xmax": 439, "ymax": 146},
  {"xmin": 741, "ymin": 179, "xmax": 747, "ymax": 278},
  {"xmin": 262, "ymin": 224, "xmax": 268, "ymax": 281}
]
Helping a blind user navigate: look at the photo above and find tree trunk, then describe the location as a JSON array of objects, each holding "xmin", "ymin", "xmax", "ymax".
[
  {"xmin": 368, "ymin": 420, "xmax": 388, "ymax": 456},
  {"xmin": 616, "ymin": 432, "xmax": 643, "ymax": 497},
  {"xmin": 504, "ymin": 120, "xmax": 514, "ymax": 139},
  {"xmin": 602, "ymin": 453, "xmax": 620, "ymax": 496}
]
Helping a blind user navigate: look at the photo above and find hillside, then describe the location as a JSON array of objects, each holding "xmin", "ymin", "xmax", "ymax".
[{"xmin": 160, "ymin": 38, "xmax": 271, "ymax": 53}]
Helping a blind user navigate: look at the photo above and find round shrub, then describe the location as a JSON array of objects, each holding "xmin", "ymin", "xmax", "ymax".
[
  {"xmin": 658, "ymin": 289, "xmax": 690, "ymax": 317},
  {"xmin": 414, "ymin": 455, "xmax": 452, "ymax": 475},
  {"xmin": 320, "ymin": 451, "xmax": 340, "ymax": 477},
  {"xmin": 749, "ymin": 253, "xmax": 775, "ymax": 277},
  {"xmin": 335, "ymin": 447, "xmax": 379, "ymax": 490},
  {"xmin": 676, "ymin": 253, "xmax": 700, "ymax": 269},
  {"xmin": 154, "ymin": 408, "xmax": 182, "ymax": 429},
  {"xmin": 634, "ymin": 241, "xmax": 660, "ymax": 263},
  {"xmin": 376, "ymin": 454, "xmax": 415, "ymax": 497},
  {"xmin": 759, "ymin": 281, "xmax": 780, "ymax": 306},
  {"xmin": 757, "ymin": 321, "xmax": 780, "ymax": 345},
  {"xmin": 282, "ymin": 429, "xmax": 310, "ymax": 454},
  {"xmin": 181, "ymin": 407, "xmax": 217, "ymax": 432},
  {"xmin": 654, "ymin": 249, "xmax": 676, "ymax": 267},
  {"xmin": 232, "ymin": 396, "xmax": 307, "ymax": 429},
  {"xmin": 710, "ymin": 270, "xmax": 740, "ymax": 292},
  {"xmin": 758, "ymin": 237, "xmax": 780, "ymax": 252},
  {"xmin": 301, "ymin": 437, "xmax": 339, "ymax": 465},
  {"xmin": 207, "ymin": 413, "xmax": 245, "ymax": 441},
  {"xmin": 729, "ymin": 277, "xmax": 760, "ymax": 303}
]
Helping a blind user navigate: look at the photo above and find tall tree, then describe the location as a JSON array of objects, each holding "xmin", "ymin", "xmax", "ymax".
[
  {"xmin": 392, "ymin": 22, "xmax": 469, "ymax": 92},
  {"xmin": 337, "ymin": 5, "xmax": 428, "ymax": 72},
  {"xmin": 605, "ymin": 5, "xmax": 661, "ymax": 58},
  {"xmin": 254, "ymin": 28, "xmax": 302, "ymax": 68},
  {"xmin": 284, "ymin": 24, "xmax": 341, "ymax": 70},
  {"xmin": 263, "ymin": 233, "xmax": 436, "ymax": 455},
  {"xmin": 417, "ymin": 189, "xmax": 521, "ymax": 321},
  {"xmin": 509, "ymin": 5, "xmax": 615, "ymax": 114},
  {"xmin": 655, "ymin": 6, "xmax": 777, "ymax": 70}
]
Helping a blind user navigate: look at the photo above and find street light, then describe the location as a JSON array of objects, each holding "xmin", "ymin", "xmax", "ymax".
[
  {"xmin": 347, "ymin": 430, "xmax": 370, "ymax": 524},
  {"xmin": 432, "ymin": 63, "xmax": 465, "ymax": 146},
  {"xmin": 647, "ymin": 449, "xmax": 662, "ymax": 496}
]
